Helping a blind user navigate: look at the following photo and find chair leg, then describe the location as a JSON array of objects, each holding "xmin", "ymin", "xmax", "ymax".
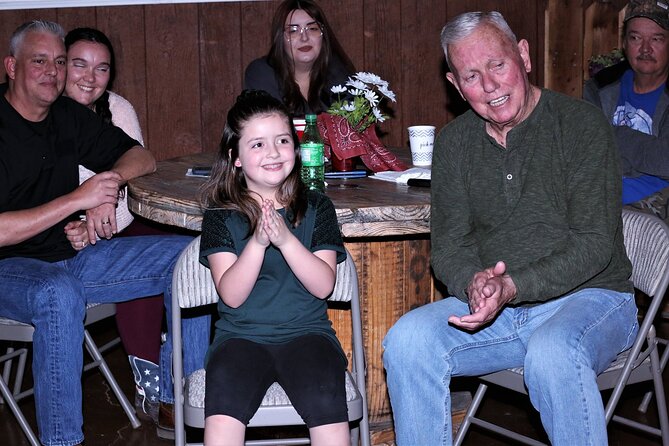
[
  {"xmin": 649, "ymin": 345, "xmax": 669, "ymax": 446},
  {"xmin": 639, "ymin": 337, "xmax": 669, "ymax": 413},
  {"xmin": 0, "ymin": 347, "xmax": 29, "ymax": 405},
  {"xmin": 0, "ymin": 366, "xmax": 40, "ymax": 446},
  {"xmin": 14, "ymin": 347, "xmax": 27, "ymax": 397},
  {"xmin": 83, "ymin": 329, "xmax": 141, "ymax": 429},
  {"xmin": 359, "ymin": 413, "xmax": 371, "ymax": 446},
  {"xmin": 350, "ymin": 425, "xmax": 359, "ymax": 446},
  {"xmin": 2, "ymin": 346, "xmax": 13, "ymax": 401},
  {"xmin": 453, "ymin": 383, "xmax": 488, "ymax": 446}
]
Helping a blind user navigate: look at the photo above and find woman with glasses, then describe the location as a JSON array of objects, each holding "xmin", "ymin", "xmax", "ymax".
[{"xmin": 244, "ymin": 0, "xmax": 355, "ymax": 116}]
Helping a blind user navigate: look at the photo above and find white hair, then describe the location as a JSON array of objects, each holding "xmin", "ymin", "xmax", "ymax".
[
  {"xmin": 440, "ymin": 11, "xmax": 517, "ymax": 69},
  {"xmin": 9, "ymin": 20, "xmax": 64, "ymax": 56}
]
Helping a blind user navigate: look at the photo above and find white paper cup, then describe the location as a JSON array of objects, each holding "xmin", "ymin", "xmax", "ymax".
[{"xmin": 408, "ymin": 125, "xmax": 436, "ymax": 166}]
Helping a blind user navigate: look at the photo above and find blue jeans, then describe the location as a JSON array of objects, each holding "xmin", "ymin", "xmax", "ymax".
[
  {"xmin": 0, "ymin": 235, "xmax": 210, "ymax": 446},
  {"xmin": 382, "ymin": 288, "xmax": 638, "ymax": 446}
]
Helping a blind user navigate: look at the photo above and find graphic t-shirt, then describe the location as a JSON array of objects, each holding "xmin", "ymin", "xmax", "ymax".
[{"xmin": 614, "ymin": 69, "xmax": 669, "ymax": 204}]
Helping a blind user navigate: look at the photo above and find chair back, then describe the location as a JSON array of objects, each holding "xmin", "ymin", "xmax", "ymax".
[
  {"xmin": 172, "ymin": 236, "xmax": 218, "ymax": 309},
  {"xmin": 622, "ymin": 209, "xmax": 669, "ymax": 298}
]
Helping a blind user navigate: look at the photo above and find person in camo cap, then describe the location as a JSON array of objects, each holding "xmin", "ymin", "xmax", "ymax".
[{"xmin": 585, "ymin": 0, "xmax": 669, "ymax": 222}]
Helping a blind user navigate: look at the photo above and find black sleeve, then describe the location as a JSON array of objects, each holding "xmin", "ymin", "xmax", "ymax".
[
  {"xmin": 199, "ymin": 208, "xmax": 237, "ymax": 268},
  {"xmin": 57, "ymin": 97, "xmax": 140, "ymax": 173},
  {"xmin": 310, "ymin": 192, "xmax": 346, "ymax": 263}
]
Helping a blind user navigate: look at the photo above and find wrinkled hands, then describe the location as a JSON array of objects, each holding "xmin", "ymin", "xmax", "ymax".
[
  {"xmin": 76, "ymin": 171, "xmax": 123, "ymax": 242},
  {"xmin": 448, "ymin": 261, "xmax": 517, "ymax": 330}
]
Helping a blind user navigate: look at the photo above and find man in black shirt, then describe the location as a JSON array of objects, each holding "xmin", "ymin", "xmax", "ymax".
[{"xmin": 0, "ymin": 20, "xmax": 195, "ymax": 446}]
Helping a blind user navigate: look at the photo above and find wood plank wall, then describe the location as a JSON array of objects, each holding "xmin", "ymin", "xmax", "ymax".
[
  {"xmin": 546, "ymin": 0, "xmax": 628, "ymax": 97},
  {"xmin": 0, "ymin": 0, "xmax": 545, "ymax": 161}
]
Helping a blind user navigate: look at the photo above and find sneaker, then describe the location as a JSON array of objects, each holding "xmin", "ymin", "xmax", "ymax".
[
  {"xmin": 128, "ymin": 355, "xmax": 160, "ymax": 424},
  {"xmin": 157, "ymin": 401, "xmax": 175, "ymax": 440}
]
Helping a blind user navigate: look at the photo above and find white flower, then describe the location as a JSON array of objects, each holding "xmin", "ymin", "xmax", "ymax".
[
  {"xmin": 373, "ymin": 107, "xmax": 385, "ymax": 122},
  {"xmin": 364, "ymin": 90, "xmax": 379, "ymax": 107},
  {"xmin": 378, "ymin": 84, "xmax": 396, "ymax": 102},
  {"xmin": 350, "ymin": 88, "xmax": 365, "ymax": 96},
  {"xmin": 330, "ymin": 84, "xmax": 347, "ymax": 93},
  {"xmin": 355, "ymin": 71, "xmax": 384, "ymax": 86},
  {"xmin": 343, "ymin": 102, "xmax": 356, "ymax": 112},
  {"xmin": 346, "ymin": 79, "xmax": 367, "ymax": 91}
]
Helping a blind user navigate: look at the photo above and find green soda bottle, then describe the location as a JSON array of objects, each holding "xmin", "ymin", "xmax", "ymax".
[{"xmin": 300, "ymin": 114, "xmax": 325, "ymax": 192}]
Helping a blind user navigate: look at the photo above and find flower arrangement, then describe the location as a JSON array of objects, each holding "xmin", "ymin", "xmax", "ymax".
[
  {"xmin": 328, "ymin": 72, "xmax": 396, "ymax": 132},
  {"xmin": 588, "ymin": 48, "xmax": 626, "ymax": 78}
]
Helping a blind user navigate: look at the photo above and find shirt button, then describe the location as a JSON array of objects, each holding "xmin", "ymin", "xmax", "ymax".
[{"xmin": 506, "ymin": 174, "xmax": 513, "ymax": 180}]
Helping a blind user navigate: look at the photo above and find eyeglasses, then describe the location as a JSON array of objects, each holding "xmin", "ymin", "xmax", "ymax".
[{"xmin": 284, "ymin": 23, "xmax": 323, "ymax": 40}]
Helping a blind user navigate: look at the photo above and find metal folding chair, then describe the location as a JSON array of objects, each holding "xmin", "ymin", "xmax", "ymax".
[
  {"xmin": 454, "ymin": 209, "xmax": 669, "ymax": 446},
  {"xmin": 171, "ymin": 236, "xmax": 371, "ymax": 446},
  {"xmin": 0, "ymin": 303, "xmax": 141, "ymax": 446}
]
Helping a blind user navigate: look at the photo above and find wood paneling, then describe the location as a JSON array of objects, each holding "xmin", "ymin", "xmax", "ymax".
[
  {"xmin": 545, "ymin": 0, "xmax": 584, "ymax": 96},
  {"xmin": 400, "ymin": 0, "xmax": 448, "ymax": 138},
  {"xmin": 145, "ymin": 5, "xmax": 202, "ymax": 159},
  {"xmin": 0, "ymin": 0, "xmax": 556, "ymax": 162},
  {"xmin": 98, "ymin": 6, "xmax": 148, "ymax": 142},
  {"xmin": 199, "ymin": 2, "xmax": 241, "ymax": 153}
]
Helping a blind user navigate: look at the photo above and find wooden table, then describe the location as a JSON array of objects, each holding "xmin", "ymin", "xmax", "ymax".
[{"xmin": 128, "ymin": 152, "xmax": 436, "ymax": 441}]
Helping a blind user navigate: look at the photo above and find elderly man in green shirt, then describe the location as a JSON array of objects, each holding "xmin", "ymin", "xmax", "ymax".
[{"xmin": 383, "ymin": 10, "xmax": 637, "ymax": 446}]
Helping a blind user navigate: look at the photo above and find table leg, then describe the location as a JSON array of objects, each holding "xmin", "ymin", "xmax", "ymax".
[{"xmin": 329, "ymin": 236, "xmax": 438, "ymax": 443}]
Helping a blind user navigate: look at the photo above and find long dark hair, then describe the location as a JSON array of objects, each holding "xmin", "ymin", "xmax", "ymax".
[
  {"xmin": 201, "ymin": 90, "xmax": 307, "ymax": 235},
  {"xmin": 64, "ymin": 27, "xmax": 116, "ymax": 125},
  {"xmin": 267, "ymin": 0, "xmax": 354, "ymax": 114}
]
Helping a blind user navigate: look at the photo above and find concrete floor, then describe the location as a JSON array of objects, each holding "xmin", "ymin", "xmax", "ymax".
[{"xmin": 1, "ymin": 314, "xmax": 668, "ymax": 445}]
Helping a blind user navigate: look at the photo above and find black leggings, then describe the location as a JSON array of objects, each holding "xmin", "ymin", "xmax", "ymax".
[{"xmin": 204, "ymin": 334, "xmax": 348, "ymax": 428}]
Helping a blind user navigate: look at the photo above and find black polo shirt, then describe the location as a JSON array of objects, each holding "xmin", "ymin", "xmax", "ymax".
[{"xmin": 0, "ymin": 83, "xmax": 140, "ymax": 262}]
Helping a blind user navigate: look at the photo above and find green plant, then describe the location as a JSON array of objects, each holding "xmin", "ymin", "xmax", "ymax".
[{"xmin": 588, "ymin": 48, "xmax": 626, "ymax": 77}]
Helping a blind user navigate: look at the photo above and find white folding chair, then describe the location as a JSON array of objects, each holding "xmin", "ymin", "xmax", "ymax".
[
  {"xmin": 454, "ymin": 209, "xmax": 669, "ymax": 446},
  {"xmin": 171, "ymin": 236, "xmax": 371, "ymax": 446},
  {"xmin": 0, "ymin": 303, "xmax": 141, "ymax": 446}
]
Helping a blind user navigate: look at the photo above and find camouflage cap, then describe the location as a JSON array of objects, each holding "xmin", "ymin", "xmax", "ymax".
[{"xmin": 625, "ymin": 0, "xmax": 669, "ymax": 30}]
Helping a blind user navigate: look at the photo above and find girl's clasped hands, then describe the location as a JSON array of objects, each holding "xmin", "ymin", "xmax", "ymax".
[{"xmin": 256, "ymin": 199, "xmax": 291, "ymax": 248}]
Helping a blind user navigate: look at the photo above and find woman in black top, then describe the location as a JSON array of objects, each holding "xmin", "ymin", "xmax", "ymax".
[{"xmin": 244, "ymin": 0, "xmax": 355, "ymax": 116}]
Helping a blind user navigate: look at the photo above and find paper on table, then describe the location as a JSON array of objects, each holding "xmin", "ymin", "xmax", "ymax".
[{"xmin": 370, "ymin": 167, "xmax": 431, "ymax": 184}]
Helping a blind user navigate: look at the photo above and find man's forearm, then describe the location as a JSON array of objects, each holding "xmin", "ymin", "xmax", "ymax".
[
  {"xmin": 111, "ymin": 146, "xmax": 156, "ymax": 183},
  {"xmin": 0, "ymin": 194, "xmax": 81, "ymax": 247}
]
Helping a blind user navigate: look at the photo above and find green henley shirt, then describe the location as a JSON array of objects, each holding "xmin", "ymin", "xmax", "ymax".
[{"xmin": 431, "ymin": 88, "xmax": 633, "ymax": 304}]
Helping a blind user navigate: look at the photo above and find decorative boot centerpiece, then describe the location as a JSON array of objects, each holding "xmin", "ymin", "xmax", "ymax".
[{"xmin": 319, "ymin": 72, "xmax": 407, "ymax": 172}]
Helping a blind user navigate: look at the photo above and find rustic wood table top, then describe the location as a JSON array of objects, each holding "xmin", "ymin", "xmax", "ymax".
[{"xmin": 127, "ymin": 152, "xmax": 431, "ymax": 238}]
